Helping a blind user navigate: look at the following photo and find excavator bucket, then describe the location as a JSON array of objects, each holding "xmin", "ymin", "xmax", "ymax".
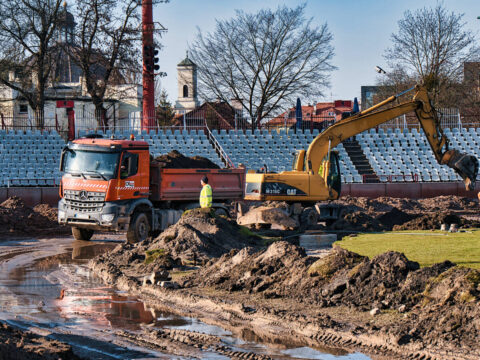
[{"xmin": 442, "ymin": 150, "xmax": 479, "ymax": 191}]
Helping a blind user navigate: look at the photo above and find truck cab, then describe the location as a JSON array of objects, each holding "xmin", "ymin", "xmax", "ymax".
[
  {"xmin": 58, "ymin": 135, "xmax": 247, "ymax": 243},
  {"xmin": 58, "ymin": 137, "xmax": 152, "ymax": 241}
]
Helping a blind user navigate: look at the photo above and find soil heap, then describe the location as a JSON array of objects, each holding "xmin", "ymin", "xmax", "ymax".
[
  {"xmin": 153, "ymin": 150, "xmax": 220, "ymax": 169},
  {"xmin": 330, "ymin": 195, "xmax": 480, "ymax": 231},
  {"xmin": 0, "ymin": 197, "xmax": 69, "ymax": 237},
  {"xmin": 0, "ymin": 321, "xmax": 80, "ymax": 360},
  {"xmin": 93, "ymin": 209, "xmax": 263, "ymax": 277},
  {"xmin": 185, "ymin": 242, "xmax": 480, "ymax": 350}
]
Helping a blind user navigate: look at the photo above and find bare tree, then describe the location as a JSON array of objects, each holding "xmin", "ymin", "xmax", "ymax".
[
  {"xmin": 0, "ymin": 0, "xmax": 63, "ymax": 128},
  {"xmin": 71, "ymin": 0, "xmax": 142, "ymax": 128},
  {"xmin": 384, "ymin": 3, "xmax": 479, "ymax": 105},
  {"xmin": 189, "ymin": 4, "xmax": 336, "ymax": 129}
]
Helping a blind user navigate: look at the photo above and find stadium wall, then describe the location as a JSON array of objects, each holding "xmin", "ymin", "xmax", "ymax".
[{"xmin": 0, "ymin": 182, "xmax": 478, "ymax": 208}]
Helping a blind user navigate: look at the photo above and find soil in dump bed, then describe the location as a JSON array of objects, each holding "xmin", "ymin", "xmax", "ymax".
[
  {"xmin": 94, "ymin": 208, "xmax": 263, "ymax": 276},
  {"xmin": 0, "ymin": 197, "xmax": 69, "ymax": 237},
  {"xmin": 153, "ymin": 150, "xmax": 220, "ymax": 169},
  {"xmin": 0, "ymin": 322, "xmax": 80, "ymax": 360}
]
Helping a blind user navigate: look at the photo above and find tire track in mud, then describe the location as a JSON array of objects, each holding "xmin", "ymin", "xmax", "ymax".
[{"xmin": 89, "ymin": 258, "xmax": 480, "ymax": 360}]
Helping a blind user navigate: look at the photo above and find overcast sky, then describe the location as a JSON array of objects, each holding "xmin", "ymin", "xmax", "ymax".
[{"xmin": 154, "ymin": 0, "xmax": 480, "ymax": 106}]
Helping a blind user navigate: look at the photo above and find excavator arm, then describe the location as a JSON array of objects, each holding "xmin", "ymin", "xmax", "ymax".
[{"xmin": 306, "ymin": 85, "xmax": 478, "ymax": 190}]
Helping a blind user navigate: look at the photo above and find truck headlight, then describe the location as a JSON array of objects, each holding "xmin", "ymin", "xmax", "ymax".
[
  {"xmin": 101, "ymin": 214, "xmax": 115, "ymax": 222},
  {"xmin": 58, "ymin": 210, "xmax": 65, "ymax": 220}
]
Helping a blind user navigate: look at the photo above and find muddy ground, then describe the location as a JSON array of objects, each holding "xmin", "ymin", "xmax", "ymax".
[
  {"xmin": 0, "ymin": 197, "xmax": 69, "ymax": 237},
  {"xmin": 0, "ymin": 321, "xmax": 80, "ymax": 360},
  {"xmin": 89, "ymin": 196, "xmax": 480, "ymax": 360}
]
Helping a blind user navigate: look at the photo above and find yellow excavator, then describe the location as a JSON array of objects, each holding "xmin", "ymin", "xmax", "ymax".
[{"xmin": 242, "ymin": 84, "xmax": 478, "ymax": 227}]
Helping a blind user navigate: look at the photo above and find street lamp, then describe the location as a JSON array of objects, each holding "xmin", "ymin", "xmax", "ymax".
[{"xmin": 375, "ymin": 65, "xmax": 386, "ymax": 74}]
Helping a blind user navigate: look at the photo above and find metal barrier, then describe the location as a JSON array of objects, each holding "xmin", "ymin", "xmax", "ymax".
[{"xmin": 205, "ymin": 126, "xmax": 236, "ymax": 168}]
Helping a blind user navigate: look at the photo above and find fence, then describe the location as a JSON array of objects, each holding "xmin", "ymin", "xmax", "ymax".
[
  {"xmin": 2, "ymin": 107, "xmax": 480, "ymax": 139},
  {"xmin": 0, "ymin": 113, "xmax": 69, "ymax": 138}
]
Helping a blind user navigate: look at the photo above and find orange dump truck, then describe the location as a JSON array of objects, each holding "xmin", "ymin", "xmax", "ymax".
[{"xmin": 57, "ymin": 136, "xmax": 245, "ymax": 243}]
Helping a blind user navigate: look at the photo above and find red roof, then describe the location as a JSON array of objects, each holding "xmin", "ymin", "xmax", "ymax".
[{"xmin": 267, "ymin": 100, "xmax": 353, "ymax": 126}]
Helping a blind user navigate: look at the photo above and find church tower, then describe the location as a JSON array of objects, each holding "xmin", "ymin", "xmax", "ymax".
[{"xmin": 174, "ymin": 53, "xmax": 199, "ymax": 114}]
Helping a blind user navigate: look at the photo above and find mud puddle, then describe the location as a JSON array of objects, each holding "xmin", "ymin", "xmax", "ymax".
[{"xmin": 0, "ymin": 236, "xmax": 371, "ymax": 359}]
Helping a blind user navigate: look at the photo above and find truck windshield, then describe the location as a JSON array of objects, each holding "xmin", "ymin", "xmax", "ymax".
[{"xmin": 64, "ymin": 150, "xmax": 120, "ymax": 180}]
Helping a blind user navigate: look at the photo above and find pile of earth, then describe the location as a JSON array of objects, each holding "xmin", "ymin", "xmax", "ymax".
[
  {"xmin": 0, "ymin": 321, "xmax": 80, "ymax": 360},
  {"xmin": 336, "ymin": 195, "xmax": 479, "ymax": 214},
  {"xmin": 0, "ymin": 197, "xmax": 69, "ymax": 237},
  {"xmin": 153, "ymin": 150, "xmax": 220, "ymax": 169},
  {"xmin": 93, "ymin": 208, "xmax": 264, "ymax": 277},
  {"xmin": 329, "ymin": 195, "xmax": 480, "ymax": 231},
  {"xmin": 184, "ymin": 242, "xmax": 480, "ymax": 347}
]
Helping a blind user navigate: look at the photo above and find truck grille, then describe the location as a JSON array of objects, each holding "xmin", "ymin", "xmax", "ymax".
[{"xmin": 64, "ymin": 190, "xmax": 106, "ymax": 213}]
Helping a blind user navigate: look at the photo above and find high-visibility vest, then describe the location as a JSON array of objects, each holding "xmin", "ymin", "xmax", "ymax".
[{"xmin": 200, "ymin": 184, "xmax": 213, "ymax": 208}]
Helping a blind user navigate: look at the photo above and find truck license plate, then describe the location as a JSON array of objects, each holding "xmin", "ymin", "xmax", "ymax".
[{"xmin": 76, "ymin": 213, "xmax": 89, "ymax": 219}]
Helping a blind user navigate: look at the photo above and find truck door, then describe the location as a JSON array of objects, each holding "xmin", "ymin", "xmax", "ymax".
[{"xmin": 115, "ymin": 150, "xmax": 149, "ymax": 200}]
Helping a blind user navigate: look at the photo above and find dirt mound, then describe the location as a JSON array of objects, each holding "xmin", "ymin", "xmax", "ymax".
[
  {"xmin": 376, "ymin": 207, "xmax": 418, "ymax": 230},
  {"xmin": 93, "ymin": 209, "xmax": 263, "ymax": 278},
  {"xmin": 337, "ymin": 196, "xmax": 422, "ymax": 213},
  {"xmin": 329, "ymin": 211, "xmax": 385, "ymax": 232},
  {"xmin": 0, "ymin": 322, "xmax": 80, "ymax": 359},
  {"xmin": 319, "ymin": 251, "xmax": 420, "ymax": 308},
  {"xmin": 185, "ymin": 241, "xmax": 318, "ymax": 299},
  {"xmin": 393, "ymin": 212, "xmax": 462, "ymax": 230},
  {"xmin": 149, "ymin": 208, "xmax": 261, "ymax": 263},
  {"xmin": 0, "ymin": 197, "xmax": 68, "ymax": 237},
  {"xmin": 154, "ymin": 150, "xmax": 220, "ymax": 169},
  {"xmin": 418, "ymin": 195, "xmax": 479, "ymax": 211}
]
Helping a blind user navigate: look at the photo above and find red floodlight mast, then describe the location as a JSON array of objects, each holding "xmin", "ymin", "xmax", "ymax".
[{"xmin": 142, "ymin": 0, "xmax": 155, "ymax": 130}]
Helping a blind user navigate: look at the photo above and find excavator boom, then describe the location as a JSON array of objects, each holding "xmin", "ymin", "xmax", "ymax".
[{"xmin": 306, "ymin": 85, "xmax": 478, "ymax": 190}]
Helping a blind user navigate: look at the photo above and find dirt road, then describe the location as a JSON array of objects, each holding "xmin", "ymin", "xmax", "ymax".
[{"xmin": 0, "ymin": 235, "xmax": 371, "ymax": 359}]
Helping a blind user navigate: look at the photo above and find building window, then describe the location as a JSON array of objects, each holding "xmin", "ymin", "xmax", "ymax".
[
  {"xmin": 183, "ymin": 85, "xmax": 189, "ymax": 98},
  {"xmin": 19, "ymin": 104, "xmax": 28, "ymax": 114}
]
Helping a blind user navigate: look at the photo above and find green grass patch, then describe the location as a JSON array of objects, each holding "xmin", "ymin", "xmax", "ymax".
[
  {"xmin": 144, "ymin": 249, "xmax": 166, "ymax": 265},
  {"xmin": 335, "ymin": 229, "xmax": 480, "ymax": 269}
]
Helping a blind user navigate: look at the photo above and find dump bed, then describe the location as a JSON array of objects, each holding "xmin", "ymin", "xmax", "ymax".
[{"xmin": 149, "ymin": 165, "xmax": 246, "ymax": 202}]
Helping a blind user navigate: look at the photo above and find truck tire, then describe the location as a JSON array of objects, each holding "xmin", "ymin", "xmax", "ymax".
[
  {"xmin": 126, "ymin": 212, "xmax": 150, "ymax": 243},
  {"xmin": 72, "ymin": 227, "xmax": 94, "ymax": 241}
]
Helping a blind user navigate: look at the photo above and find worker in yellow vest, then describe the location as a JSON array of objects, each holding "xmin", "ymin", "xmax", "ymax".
[{"xmin": 200, "ymin": 176, "xmax": 213, "ymax": 208}]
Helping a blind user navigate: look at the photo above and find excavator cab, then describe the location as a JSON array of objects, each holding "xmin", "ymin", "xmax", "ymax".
[
  {"xmin": 292, "ymin": 150, "xmax": 306, "ymax": 172},
  {"xmin": 326, "ymin": 151, "xmax": 341, "ymax": 195}
]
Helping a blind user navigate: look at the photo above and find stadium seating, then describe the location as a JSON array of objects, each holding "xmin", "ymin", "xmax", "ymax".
[
  {"xmin": 212, "ymin": 129, "xmax": 362, "ymax": 183},
  {"xmin": 0, "ymin": 129, "xmax": 64, "ymax": 186},
  {"xmin": 1, "ymin": 127, "xmax": 478, "ymax": 187},
  {"xmin": 356, "ymin": 127, "xmax": 480, "ymax": 182}
]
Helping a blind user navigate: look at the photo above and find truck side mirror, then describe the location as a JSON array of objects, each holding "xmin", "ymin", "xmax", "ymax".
[{"xmin": 59, "ymin": 146, "xmax": 69, "ymax": 172}]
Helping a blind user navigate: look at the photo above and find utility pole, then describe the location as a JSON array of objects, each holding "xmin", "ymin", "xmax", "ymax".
[{"xmin": 142, "ymin": 0, "xmax": 155, "ymax": 130}]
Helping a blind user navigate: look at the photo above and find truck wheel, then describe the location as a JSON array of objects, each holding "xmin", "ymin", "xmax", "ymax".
[
  {"xmin": 300, "ymin": 207, "xmax": 318, "ymax": 229},
  {"xmin": 72, "ymin": 227, "xmax": 94, "ymax": 241},
  {"xmin": 126, "ymin": 212, "xmax": 150, "ymax": 243}
]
